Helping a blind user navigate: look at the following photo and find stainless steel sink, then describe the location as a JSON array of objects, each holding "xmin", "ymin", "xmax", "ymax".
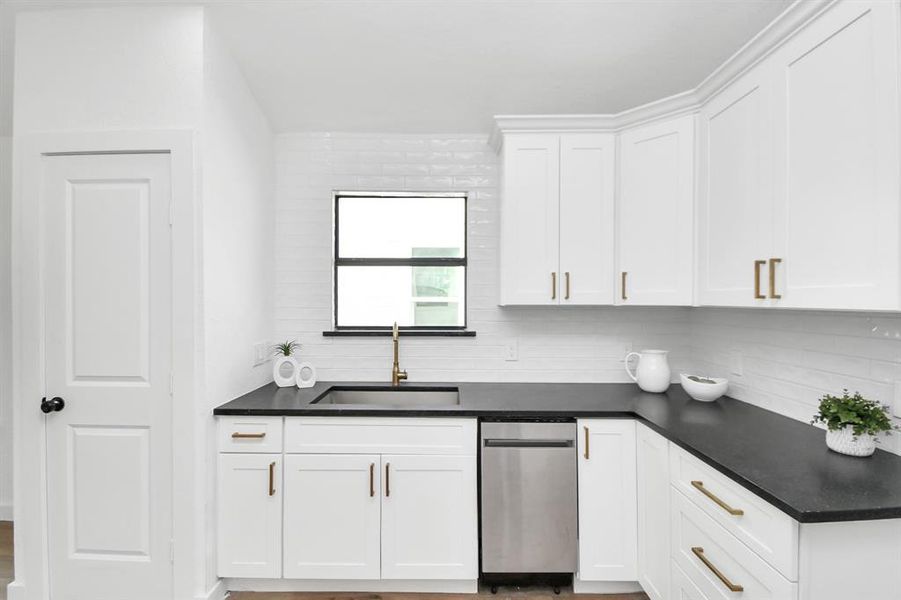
[{"xmin": 313, "ymin": 386, "xmax": 460, "ymax": 407}]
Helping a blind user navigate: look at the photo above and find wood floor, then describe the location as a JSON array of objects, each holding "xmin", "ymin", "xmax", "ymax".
[{"xmin": 0, "ymin": 523, "xmax": 646, "ymax": 600}]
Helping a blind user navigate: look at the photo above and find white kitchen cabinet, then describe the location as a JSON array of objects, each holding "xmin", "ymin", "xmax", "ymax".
[
  {"xmin": 769, "ymin": 0, "xmax": 901, "ymax": 310},
  {"xmin": 282, "ymin": 454, "xmax": 382, "ymax": 580},
  {"xmin": 381, "ymin": 455, "xmax": 478, "ymax": 580},
  {"xmin": 617, "ymin": 115, "xmax": 695, "ymax": 306},
  {"xmin": 697, "ymin": 63, "xmax": 777, "ymax": 307},
  {"xmin": 637, "ymin": 424, "xmax": 670, "ymax": 600},
  {"xmin": 577, "ymin": 419, "xmax": 638, "ymax": 582},
  {"xmin": 217, "ymin": 454, "xmax": 282, "ymax": 578},
  {"xmin": 499, "ymin": 132, "xmax": 615, "ymax": 305}
]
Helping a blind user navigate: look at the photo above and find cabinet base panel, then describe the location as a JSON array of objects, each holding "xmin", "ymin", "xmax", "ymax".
[
  {"xmin": 224, "ymin": 579, "xmax": 479, "ymax": 593},
  {"xmin": 572, "ymin": 579, "xmax": 642, "ymax": 594}
]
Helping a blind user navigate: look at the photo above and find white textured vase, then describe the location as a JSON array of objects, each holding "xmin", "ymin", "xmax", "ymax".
[
  {"xmin": 625, "ymin": 349, "xmax": 671, "ymax": 393},
  {"xmin": 826, "ymin": 428, "xmax": 877, "ymax": 457},
  {"xmin": 273, "ymin": 355, "xmax": 298, "ymax": 388}
]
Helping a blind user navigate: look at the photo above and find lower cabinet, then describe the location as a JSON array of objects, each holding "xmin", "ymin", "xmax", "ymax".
[
  {"xmin": 217, "ymin": 454, "xmax": 283, "ymax": 578},
  {"xmin": 577, "ymin": 419, "xmax": 638, "ymax": 581},
  {"xmin": 637, "ymin": 424, "xmax": 670, "ymax": 600}
]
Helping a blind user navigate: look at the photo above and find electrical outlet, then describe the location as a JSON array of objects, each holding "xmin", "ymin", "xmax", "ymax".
[
  {"xmin": 729, "ymin": 351, "xmax": 743, "ymax": 377},
  {"xmin": 253, "ymin": 341, "xmax": 270, "ymax": 366},
  {"xmin": 894, "ymin": 381, "xmax": 901, "ymax": 419},
  {"xmin": 505, "ymin": 340, "xmax": 518, "ymax": 361}
]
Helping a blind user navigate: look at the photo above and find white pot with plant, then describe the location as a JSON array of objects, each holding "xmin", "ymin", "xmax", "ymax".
[
  {"xmin": 811, "ymin": 390, "xmax": 899, "ymax": 457},
  {"xmin": 272, "ymin": 340, "xmax": 301, "ymax": 388}
]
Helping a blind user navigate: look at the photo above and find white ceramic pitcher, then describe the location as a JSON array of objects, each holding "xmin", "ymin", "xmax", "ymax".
[{"xmin": 625, "ymin": 349, "xmax": 671, "ymax": 393}]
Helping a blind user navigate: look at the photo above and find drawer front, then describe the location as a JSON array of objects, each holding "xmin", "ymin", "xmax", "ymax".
[
  {"xmin": 672, "ymin": 488, "xmax": 798, "ymax": 600},
  {"xmin": 284, "ymin": 417, "xmax": 477, "ymax": 456},
  {"xmin": 671, "ymin": 560, "xmax": 712, "ymax": 600},
  {"xmin": 670, "ymin": 445, "xmax": 798, "ymax": 579},
  {"xmin": 218, "ymin": 416, "xmax": 284, "ymax": 453}
]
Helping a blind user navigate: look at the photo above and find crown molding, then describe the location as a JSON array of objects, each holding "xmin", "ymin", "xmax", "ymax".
[{"xmin": 490, "ymin": 0, "xmax": 837, "ymax": 154}]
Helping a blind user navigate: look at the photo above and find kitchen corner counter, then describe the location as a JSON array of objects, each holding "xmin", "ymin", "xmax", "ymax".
[{"xmin": 214, "ymin": 381, "xmax": 901, "ymax": 524}]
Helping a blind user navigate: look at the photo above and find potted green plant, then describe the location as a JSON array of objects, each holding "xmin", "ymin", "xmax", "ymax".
[
  {"xmin": 271, "ymin": 340, "xmax": 301, "ymax": 388},
  {"xmin": 811, "ymin": 390, "xmax": 899, "ymax": 457}
]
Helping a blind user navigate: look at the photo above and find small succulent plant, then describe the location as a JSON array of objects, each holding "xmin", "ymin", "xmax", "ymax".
[{"xmin": 272, "ymin": 340, "xmax": 300, "ymax": 357}]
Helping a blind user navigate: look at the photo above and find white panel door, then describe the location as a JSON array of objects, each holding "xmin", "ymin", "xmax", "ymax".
[
  {"xmin": 43, "ymin": 153, "xmax": 172, "ymax": 600},
  {"xmin": 577, "ymin": 419, "xmax": 637, "ymax": 582},
  {"xmin": 559, "ymin": 133, "xmax": 616, "ymax": 305},
  {"xmin": 698, "ymin": 66, "xmax": 776, "ymax": 307},
  {"xmin": 499, "ymin": 134, "xmax": 561, "ymax": 305},
  {"xmin": 283, "ymin": 454, "xmax": 381, "ymax": 579},
  {"xmin": 618, "ymin": 116, "xmax": 695, "ymax": 306},
  {"xmin": 771, "ymin": 0, "xmax": 901, "ymax": 310},
  {"xmin": 636, "ymin": 424, "xmax": 671, "ymax": 600},
  {"xmin": 217, "ymin": 454, "xmax": 282, "ymax": 578},
  {"xmin": 381, "ymin": 454, "xmax": 478, "ymax": 580}
]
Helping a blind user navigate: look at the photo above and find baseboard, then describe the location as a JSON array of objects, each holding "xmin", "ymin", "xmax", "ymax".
[
  {"xmin": 224, "ymin": 578, "xmax": 479, "ymax": 593},
  {"xmin": 6, "ymin": 581, "xmax": 26, "ymax": 600},
  {"xmin": 0, "ymin": 504, "xmax": 12, "ymax": 521},
  {"xmin": 196, "ymin": 579, "xmax": 227, "ymax": 600},
  {"xmin": 572, "ymin": 579, "xmax": 643, "ymax": 594}
]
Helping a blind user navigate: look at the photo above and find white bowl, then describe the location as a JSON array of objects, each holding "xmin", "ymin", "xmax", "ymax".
[{"xmin": 680, "ymin": 374, "xmax": 729, "ymax": 403}]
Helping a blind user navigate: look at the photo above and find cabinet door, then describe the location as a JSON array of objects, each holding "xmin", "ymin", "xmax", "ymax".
[
  {"xmin": 637, "ymin": 424, "xmax": 671, "ymax": 600},
  {"xmin": 381, "ymin": 454, "xmax": 478, "ymax": 580},
  {"xmin": 500, "ymin": 134, "xmax": 560, "ymax": 305},
  {"xmin": 698, "ymin": 65, "xmax": 776, "ymax": 307},
  {"xmin": 217, "ymin": 454, "xmax": 282, "ymax": 578},
  {"xmin": 771, "ymin": 0, "xmax": 901, "ymax": 310},
  {"xmin": 560, "ymin": 133, "xmax": 616, "ymax": 305},
  {"xmin": 618, "ymin": 116, "xmax": 695, "ymax": 305},
  {"xmin": 577, "ymin": 419, "xmax": 637, "ymax": 581},
  {"xmin": 283, "ymin": 454, "xmax": 381, "ymax": 579}
]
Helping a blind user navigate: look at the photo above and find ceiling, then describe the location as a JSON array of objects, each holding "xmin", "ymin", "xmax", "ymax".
[{"xmin": 0, "ymin": 0, "xmax": 793, "ymax": 136}]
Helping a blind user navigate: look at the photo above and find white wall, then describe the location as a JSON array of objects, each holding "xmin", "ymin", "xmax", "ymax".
[
  {"xmin": 0, "ymin": 135, "xmax": 11, "ymax": 519},
  {"xmin": 200, "ymin": 15, "xmax": 275, "ymax": 595},
  {"xmin": 274, "ymin": 132, "xmax": 693, "ymax": 382}
]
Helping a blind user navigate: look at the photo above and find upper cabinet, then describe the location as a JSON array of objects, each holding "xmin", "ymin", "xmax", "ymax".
[
  {"xmin": 499, "ymin": 132, "xmax": 615, "ymax": 305},
  {"xmin": 699, "ymin": 0, "xmax": 901, "ymax": 310},
  {"xmin": 617, "ymin": 115, "xmax": 695, "ymax": 305}
]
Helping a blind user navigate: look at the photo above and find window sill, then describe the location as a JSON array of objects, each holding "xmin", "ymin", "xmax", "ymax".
[{"xmin": 322, "ymin": 330, "xmax": 477, "ymax": 337}]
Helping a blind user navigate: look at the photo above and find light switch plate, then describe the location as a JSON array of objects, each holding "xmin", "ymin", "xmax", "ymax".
[
  {"xmin": 505, "ymin": 340, "xmax": 518, "ymax": 361},
  {"xmin": 253, "ymin": 341, "xmax": 270, "ymax": 366},
  {"xmin": 893, "ymin": 381, "xmax": 901, "ymax": 419}
]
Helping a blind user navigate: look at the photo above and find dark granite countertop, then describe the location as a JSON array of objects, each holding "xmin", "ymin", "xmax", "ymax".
[{"xmin": 214, "ymin": 381, "xmax": 901, "ymax": 524}]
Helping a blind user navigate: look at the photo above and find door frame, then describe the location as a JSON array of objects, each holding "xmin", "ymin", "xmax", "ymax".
[{"xmin": 11, "ymin": 131, "xmax": 198, "ymax": 600}]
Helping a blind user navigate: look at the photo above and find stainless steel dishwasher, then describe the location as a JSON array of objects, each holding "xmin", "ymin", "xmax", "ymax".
[{"xmin": 480, "ymin": 421, "xmax": 577, "ymax": 592}]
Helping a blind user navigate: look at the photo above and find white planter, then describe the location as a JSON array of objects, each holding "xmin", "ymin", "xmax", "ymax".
[
  {"xmin": 825, "ymin": 428, "xmax": 877, "ymax": 457},
  {"xmin": 273, "ymin": 356, "xmax": 298, "ymax": 388}
]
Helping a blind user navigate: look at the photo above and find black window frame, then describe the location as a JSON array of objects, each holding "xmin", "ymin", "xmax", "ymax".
[{"xmin": 327, "ymin": 191, "xmax": 472, "ymax": 336}]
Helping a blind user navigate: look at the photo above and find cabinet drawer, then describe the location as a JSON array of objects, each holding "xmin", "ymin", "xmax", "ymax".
[
  {"xmin": 284, "ymin": 417, "xmax": 477, "ymax": 455},
  {"xmin": 672, "ymin": 488, "xmax": 797, "ymax": 600},
  {"xmin": 218, "ymin": 416, "xmax": 284, "ymax": 453},
  {"xmin": 670, "ymin": 445, "xmax": 798, "ymax": 579},
  {"xmin": 671, "ymin": 560, "xmax": 711, "ymax": 600}
]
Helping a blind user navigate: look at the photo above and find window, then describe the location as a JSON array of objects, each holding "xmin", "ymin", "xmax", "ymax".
[{"xmin": 333, "ymin": 192, "xmax": 468, "ymax": 332}]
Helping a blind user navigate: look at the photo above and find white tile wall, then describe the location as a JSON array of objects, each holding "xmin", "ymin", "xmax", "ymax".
[{"xmin": 275, "ymin": 132, "xmax": 693, "ymax": 383}]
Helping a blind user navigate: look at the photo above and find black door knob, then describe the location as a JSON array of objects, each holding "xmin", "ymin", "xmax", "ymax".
[{"xmin": 40, "ymin": 397, "xmax": 65, "ymax": 414}]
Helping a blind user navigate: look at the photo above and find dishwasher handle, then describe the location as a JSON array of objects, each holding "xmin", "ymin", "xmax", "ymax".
[{"xmin": 483, "ymin": 439, "xmax": 574, "ymax": 448}]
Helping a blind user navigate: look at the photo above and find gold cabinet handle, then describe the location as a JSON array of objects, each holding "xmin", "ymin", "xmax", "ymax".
[
  {"xmin": 232, "ymin": 432, "xmax": 266, "ymax": 439},
  {"xmin": 268, "ymin": 461, "xmax": 276, "ymax": 496},
  {"xmin": 691, "ymin": 547, "xmax": 744, "ymax": 592},
  {"xmin": 369, "ymin": 463, "xmax": 375, "ymax": 497},
  {"xmin": 621, "ymin": 272, "xmax": 628, "ymax": 301},
  {"xmin": 564, "ymin": 272, "xmax": 571, "ymax": 300},
  {"xmin": 753, "ymin": 260, "xmax": 766, "ymax": 299},
  {"xmin": 551, "ymin": 272, "xmax": 557, "ymax": 300},
  {"xmin": 768, "ymin": 258, "xmax": 782, "ymax": 299},
  {"xmin": 385, "ymin": 462, "xmax": 391, "ymax": 497},
  {"xmin": 583, "ymin": 426, "xmax": 590, "ymax": 460},
  {"xmin": 691, "ymin": 480, "xmax": 744, "ymax": 516}
]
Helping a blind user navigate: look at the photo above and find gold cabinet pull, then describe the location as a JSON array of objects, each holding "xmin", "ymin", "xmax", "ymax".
[
  {"xmin": 232, "ymin": 432, "xmax": 266, "ymax": 439},
  {"xmin": 564, "ymin": 272, "xmax": 571, "ymax": 300},
  {"xmin": 621, "ymin": 272, "xmax": 628, "ymax": 300},
  {"xmin": 551, "ymin": 272, "xmax": 557, "ymax": 300},
  {"xmin": 268, "ymin": 461, "xmax": 276, "ymax": 496},
  {"xmin": 369, "ymin": 463, "xmax": 375, "ymax": 497},
  {"xmin": 691, "ymin": 480, "xmax": 744, "ymax": 516},
  {"xmin": 385, "ymin": 462, "xmax": 391, "ymax": 497},
  {"xmin": 768, "ymin": 258, "xmax": 782, "ymax": 299},
  {"xmin": 753, "ymin": 260, "xmax": 766, "ymax": 299},
  {"xmin": 583, "ymin": 426, "xmax": 590, "ymax": 460},
  {"xmin": 691, "ymin": 547, "xmax": 744, "ymax": 592}
]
